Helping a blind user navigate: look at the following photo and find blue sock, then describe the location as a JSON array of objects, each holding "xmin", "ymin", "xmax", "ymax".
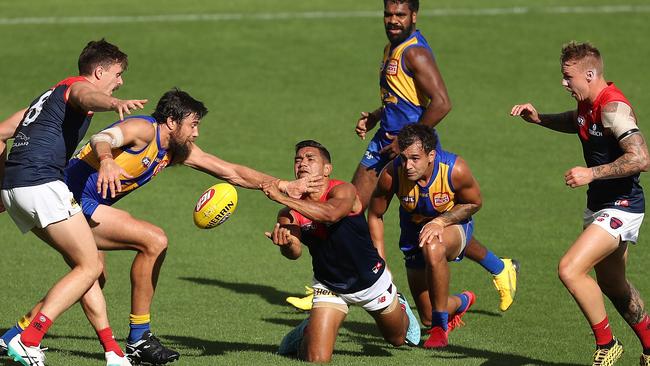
[
  {"xmin": 128, "ymin": 323, "xmax": 150, "ymax": 343},
  {"xmin": 431, "ymin": 311, "xmax": 449, "ymax": 331},
  {"xmin": 479, "ymin": 250, "xmax": 505, "ymax": 275},
  {"xmin": 1, "ymin": 324, "xmax": 23, "ymax": 345},
  {"xmin": 455, "ymin": 293, "xmax": 470, "ymax": 314}
]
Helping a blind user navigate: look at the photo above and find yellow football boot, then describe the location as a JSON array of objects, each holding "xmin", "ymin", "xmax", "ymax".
[
  {"xmin": 286, "ymin": 286, "xmax": 314, "ymax": 311},
  {"xmin": 592, "ymin": 338, "xmax": 623, "ymax": 366},
  {"xmin": 640, "ymin": 353, "xmax": 650, "ymax": 366},
  {"xmin": 492, "ymin": 258, "xmax": 519, "ymax": 312}
]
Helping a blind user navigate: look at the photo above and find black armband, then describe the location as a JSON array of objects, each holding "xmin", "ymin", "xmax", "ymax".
[{"xmin": 618, "ymin": 128, "xmax": 640, "ymax": 141}]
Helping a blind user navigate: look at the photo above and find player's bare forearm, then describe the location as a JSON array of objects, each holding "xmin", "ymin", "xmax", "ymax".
[
  {"xmin": 419, "ymin": 98, "xmax": 451, "ymax": 128},
  {"xmin": 592, "ymin": 133, "xmax": 650, "ymax": 180},
  {"xmin": 538, "ymin": 111, "xmax": 578, "ymax": 133},
  {"xmin": 273, "ymin": 195, "xmax": 349, "ymax": 224},
  {"xmin": 433, "ymin": 203, "xmax": 479, "ymax": 227}
]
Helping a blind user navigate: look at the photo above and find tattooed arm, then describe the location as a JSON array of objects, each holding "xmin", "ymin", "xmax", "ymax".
[
  {"xmin": 418, "ymin": 157, "xmax": 481, "ymax": 247},
  {"xmin": 510, "ymin": 103, "xmax": 578, "ymax": 133},
  {"xmin": 565, "ymin": 102, "xmax": 650, "ymax": 188}
]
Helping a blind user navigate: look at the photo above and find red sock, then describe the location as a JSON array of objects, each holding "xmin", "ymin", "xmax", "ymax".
[
  {"xmin": 97, "ymin": 327, "xmax": 124, "ymax": 357},
  {"xmin": 20, "ymin": 312, "xmax": 52, "ymax": 347},
  {"xmin": 632, "ymin": 315, "xmax": 650, "ymax": 351},
  {"xmin": 591, "ymin": 317, "xmax": 614, "ymax": 347}
]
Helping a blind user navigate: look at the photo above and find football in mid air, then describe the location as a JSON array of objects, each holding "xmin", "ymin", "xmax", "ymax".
[{"xmin": 193, "ymin": 183, "xmax": 238, "ymax": 229}]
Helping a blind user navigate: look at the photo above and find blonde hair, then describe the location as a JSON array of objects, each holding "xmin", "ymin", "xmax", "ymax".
[{"xmin": 561, "ymin": 41, "xmax": 603, "ymax": 74}]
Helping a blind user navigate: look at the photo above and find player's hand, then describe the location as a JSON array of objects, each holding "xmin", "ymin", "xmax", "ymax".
[
  {"xmin": 564, "ymin": 166, "xmax": 594, "ymax": 188},
  {"xmin": 261, "ymin": 179, "xmax": 285, "ymax": 202},
  {"xmin": 97, "ymin": 158, "xmax": 134, "ymax": 199},
  {"xmin": 379, "ymin": 133, "xmax": 399, "ymax": 159},
  {"xmin": 355, "ymin": 111, "xmax": 378, "ymax": 140},
  {"xmin": 114, "ymin": 99, "xmax": 148, "ymax": 121},
  {"xmin": 419, "ymin": 220, "xmax": 445, "ymax": 247},
  {"xmin": 283, "ymin": 175, "xmax": 324, "ymax": 199},
  {"xmin": 265, "ymin": 223, "xmax": 298, "ymax": 247},
  {"xmin": 510, "ymin": 103, "xmax": 542, "ymax": 124}
]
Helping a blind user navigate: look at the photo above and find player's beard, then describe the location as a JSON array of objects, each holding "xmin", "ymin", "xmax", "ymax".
[
  {"xmin": 168, "ymin": 134, "xmax": 192, "ymax": 166},
  {"xmin": 386, "ymin": 23, "xmax": 414, "ymax": 45}
]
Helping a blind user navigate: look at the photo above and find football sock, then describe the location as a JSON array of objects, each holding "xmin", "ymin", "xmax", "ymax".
[
  {"xmin": 98, "ymin": 327, "xmax": 124, "ymax": 357},
  {"xmin": 591, "ymin": 317, "xmax": 614, "ymax": 347},
  {"xmin": 431, "ymin": 311, "xmax": 449, "ymax": 332},
  {"xmin": 1, "ymin": 322, "xmax": 25, "ymax": 346},
  {"xmin": 128, "ymin": 313, "xmax": 151, "ymax": 343},
  {"xmin": 21, "ymin": 312, "xmax": 52, "ymax": 347},
  {"xmin": 479, "ymin": 251, "xmax": 505, "ymax": 275},
  {"xmin": 454, "ymin": 293, "xmax": 470, "ymax": 314},
  {"xmin": 631, "ymin": 314, "xmax": 650, "ymax": 353}
]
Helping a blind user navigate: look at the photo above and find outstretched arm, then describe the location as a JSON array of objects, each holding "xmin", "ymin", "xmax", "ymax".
[
  {"xmin": 510, "ymin": 103, "xmax": 578, "ymax": 133},
  {"xmin": 184, "ymin": 144, "xmax": 322, "ymax": 196},
  {"xmin": 67, "ymin": 81, "xmax": 147, "ymax": 120},
  {"xmin": 262, "ymin": 180, "xmax": 356, "ymax": 224}
]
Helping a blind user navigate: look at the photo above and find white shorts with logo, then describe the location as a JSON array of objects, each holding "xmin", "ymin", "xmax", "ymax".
[
  {"xmin": 583, "ymin": 208, "xmax": 644, "ymax": 244},
  {"xmin": 312, "ymin": 269, "xmax": 397, "ymax": 313},
  {"xmin": 1, "ymin": 180, "xmax": 82, "ymax": 234}
]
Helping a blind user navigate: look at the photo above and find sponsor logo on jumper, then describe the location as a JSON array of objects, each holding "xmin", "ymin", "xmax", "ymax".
[
  {"xmin": 433, "ymin": 192, "xmax": 451, "ymax": 206},
  {"xmin": 386, "ymin": 59, "xmax": 399, "ymax": 75},
  {"xmin": 12, "ymin": 132, "xmax": 30, "ymax": 147},
  {"xmin": 589, "ymin": 123, "xmax": 603, "ymax": 137},
  {"xmin": 577, "ymin": 116, "xmax": 586, "ymax": 127},
  {"xmin": 142, "ymin": 157, "xmax": 151, "ymax": 167}
]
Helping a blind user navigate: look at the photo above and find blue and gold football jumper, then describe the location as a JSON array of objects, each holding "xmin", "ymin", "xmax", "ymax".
[
  {"xmin": 361, "ymin": 30, "xmax": 440, "ymax": 171},
  {"xmin": 65, "ymin": 115, "xmax": 171, "ymax": 218},
  {"xmin": 392, "ymin": 149, "xmax": 473, "ymax": 267},
  {"xmin": 380, "ymin": 30, "xmax": 432, "ymax": 134}
]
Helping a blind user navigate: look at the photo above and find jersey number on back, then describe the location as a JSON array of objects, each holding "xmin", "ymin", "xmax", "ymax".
[{"xmin": 22, "ymin": 89, "xmax": 54, "ymax": 127}]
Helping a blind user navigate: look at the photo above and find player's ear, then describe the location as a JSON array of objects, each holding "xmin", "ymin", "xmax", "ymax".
[
  {"xmin": 428, "ymin": 150, "xmax": 436, "ymax": 163},
  {"xmin": 166, "ymin": 116, "xmax": 178, "ymax": 130},
  {"xmin": 586, "ymin": 68, "xmax": 595, "ymax": 82},
  {"xmin": 93, "ymin": 65, "xmax": 104, "ymax": 80},
  {"xmin": 411, "ymin": 10, "xmax": 417, "ymax": 24},
  {"xmin": 323, "ymin": 163, "xmax": 332, "ymax": 177}
]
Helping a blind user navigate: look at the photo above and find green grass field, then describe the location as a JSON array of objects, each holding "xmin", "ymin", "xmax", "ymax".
[{"xmin": 2, "ymin": 1, "xmax": 650, "ymax": 365}]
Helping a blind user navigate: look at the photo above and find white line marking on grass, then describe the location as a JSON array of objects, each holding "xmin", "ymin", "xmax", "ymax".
[{"xmin": 0, "ymin": 5, "xmax": 648, "ymax": 25}]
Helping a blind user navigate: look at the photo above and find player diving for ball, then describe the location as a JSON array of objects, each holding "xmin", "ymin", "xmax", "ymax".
[
  {"xmin": 261, "ymin": 140, "xmax": 421, "ymax": 362},
  {"xmin": 0, "ymin": 88, "xmax": 322, "ymax": 365}
]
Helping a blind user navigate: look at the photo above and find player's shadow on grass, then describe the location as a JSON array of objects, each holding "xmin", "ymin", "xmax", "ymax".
[
  {"xmin": 180, "ymin": 276, "xmax": 293, "ymax": 306},
  {"xmin": 162, "ymin": 334, "xmax": 387, "ymax": 358},
  {"xmin": 436, "ymin": 343, "xmax": 584, "ymax": 366}
]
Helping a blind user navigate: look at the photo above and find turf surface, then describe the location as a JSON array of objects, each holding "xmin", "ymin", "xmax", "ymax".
[{"xmin": 1, "ymin": 1, "xmax": 650, "ymax": 365}]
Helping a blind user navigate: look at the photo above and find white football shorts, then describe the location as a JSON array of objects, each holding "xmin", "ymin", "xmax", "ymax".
[
  {"xmin": 1, "ymin": 180, "xmax": 82, "ymax": 234},
  {"xmin": 583, "ymin": 208, "xmax": 644, "ymax": 244},
  {"xmin": 311, "ymin": 269, "xmax": 397, "ymax": 313}
]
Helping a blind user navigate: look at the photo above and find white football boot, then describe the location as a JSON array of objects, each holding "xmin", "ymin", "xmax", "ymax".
[
  {"xmin": 105, "ymin": 351, "xmax": 132, "ymax": 366},
  {"xmin": 7, "ymin": 334, "xmax": 46, "ymax": 366}
]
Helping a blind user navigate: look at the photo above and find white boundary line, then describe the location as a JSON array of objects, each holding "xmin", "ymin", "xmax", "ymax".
[{"xmin": 0, "ymin": 5, "xmax": 649, "ymax": 25}]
